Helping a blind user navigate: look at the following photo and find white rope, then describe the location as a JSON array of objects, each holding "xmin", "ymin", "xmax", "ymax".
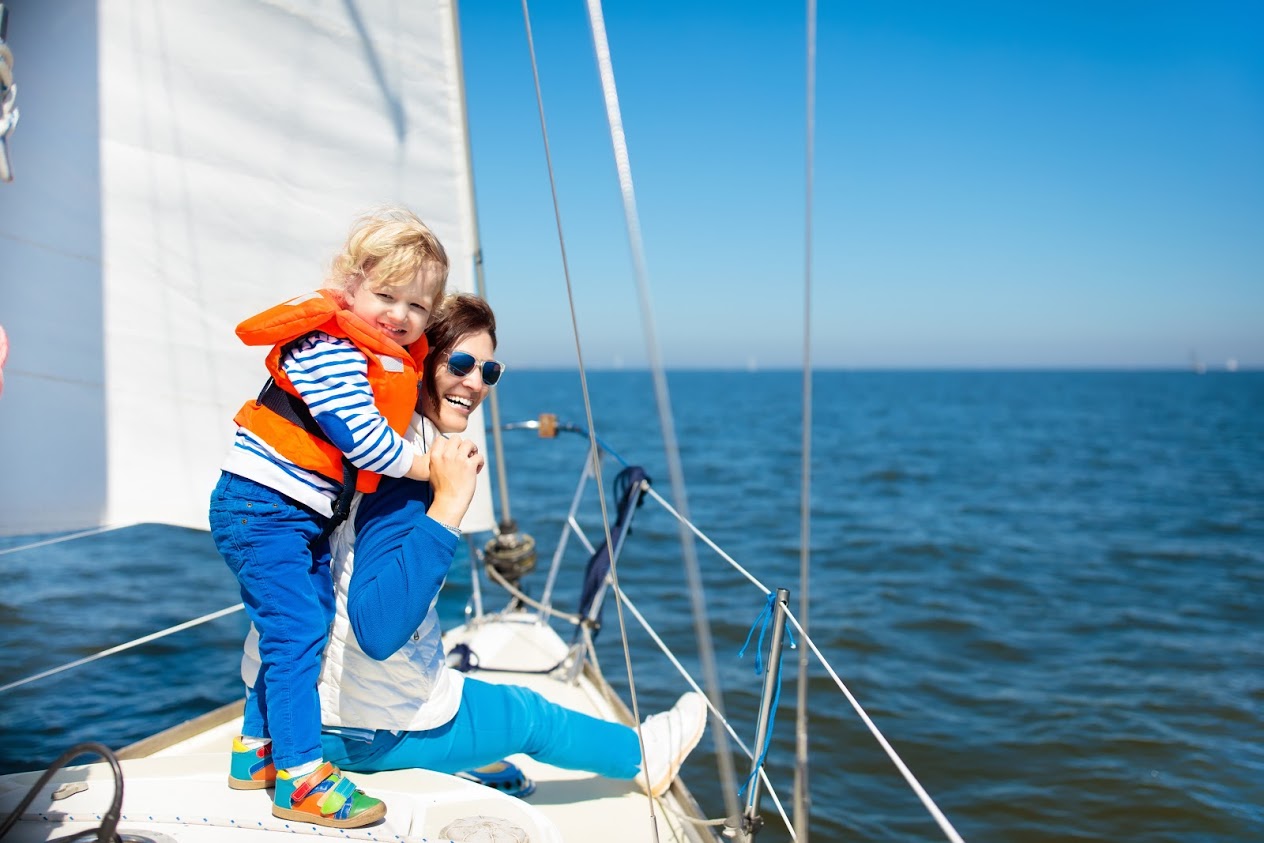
[
  {"xmin": 0, "ymin": 604, "xmax": 245, "ymax": 694},
  {"xmin": 0, "ymin": 524, "xmax": 129, "ymax": 556},
  {"xmin": 613, "ymin": 586, "xmax": 797, "ymax": 840},
  {"xmin": 783, "ymin": 610, "xmax": 966, "ymax": 843}
]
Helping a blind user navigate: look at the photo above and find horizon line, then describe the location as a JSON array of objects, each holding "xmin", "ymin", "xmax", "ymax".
[{"xmin": 502, "ymin": 365, "xmax": 1260, "ymax": 373}]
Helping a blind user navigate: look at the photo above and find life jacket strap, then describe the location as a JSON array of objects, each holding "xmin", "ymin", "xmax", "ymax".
[{"xmin": 255, "ymin": 377, "xmax": 358, "ymax": 547}]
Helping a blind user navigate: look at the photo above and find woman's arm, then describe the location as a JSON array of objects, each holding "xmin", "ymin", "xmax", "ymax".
[
  {"xmin": 344, "ymin": 476, "xmax": 458, "ymax": 660},
  {"xmin": 342, "ymin": 433, "xmax": 482, "ymax": 660}
]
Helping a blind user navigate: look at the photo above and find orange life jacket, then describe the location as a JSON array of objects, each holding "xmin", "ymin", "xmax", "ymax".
[{"xmin": 233, "ymin": 290, "xmax": 428, "ymax": 493}]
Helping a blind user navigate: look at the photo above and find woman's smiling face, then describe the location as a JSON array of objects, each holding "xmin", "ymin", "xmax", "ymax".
[{"xmin": 423, "ymin": 329, "xmax": 495, "ymax": 433}]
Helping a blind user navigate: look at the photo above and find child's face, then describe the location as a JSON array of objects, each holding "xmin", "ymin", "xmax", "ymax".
[{"xmin": 348, "ymin": 266, "xmax": 442, "ymax": 348}]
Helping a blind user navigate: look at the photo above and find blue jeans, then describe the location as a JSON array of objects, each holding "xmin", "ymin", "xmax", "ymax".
[
  {"xmin": 209, "ymin": 471, "xmax": 334, "ymax": 770},
  {"xmin": 321, "ymin": 677, "xmax": 641, "ymax": 780}
]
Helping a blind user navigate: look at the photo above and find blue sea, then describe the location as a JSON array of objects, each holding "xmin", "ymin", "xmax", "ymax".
[{"xmin": 2, "ymin": 371, "xmax": 1261, "ymax": 842}]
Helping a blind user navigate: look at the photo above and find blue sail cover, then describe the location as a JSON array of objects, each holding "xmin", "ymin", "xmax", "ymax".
[{"xmin": 575, "ymin": 466, "xmax": 649, "ymax": 641}]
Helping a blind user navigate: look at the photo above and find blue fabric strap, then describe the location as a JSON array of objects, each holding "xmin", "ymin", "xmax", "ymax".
[{"xmin": 736, "ymin": 593, "xmax": 797, "ymax": 797}]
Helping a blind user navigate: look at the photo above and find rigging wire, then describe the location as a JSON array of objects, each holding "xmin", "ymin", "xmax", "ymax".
[
  {"xmin": 0, "ymin": 604, "xmax": 244, "ymax": 694},
  {"xmin": 516, "ymin": 3, "xmax": 660, "ymax": 837},
  {"xmin": 580, "ymin": 0, "xmax": 744, "ymax": 828},
  {"xmin": 795, "ymin": 0, "xmax": 818, "ymax": 839}
]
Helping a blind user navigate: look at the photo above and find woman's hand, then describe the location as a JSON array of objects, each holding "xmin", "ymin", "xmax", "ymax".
[{"xmin": 425, "ymin": 435, "xmax": 484, "ymax": 529}]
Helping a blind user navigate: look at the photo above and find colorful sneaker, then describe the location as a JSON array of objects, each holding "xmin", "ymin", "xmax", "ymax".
[
  {"xmin": 228, "ymin": 737, "xmax": 275, "ymax": 790},
  {"xmin": 272, "ymin": 762, "xmax": 386, "ymax": 828},
  {"xmin": 638, "ymin": 691, "xmax": 708, "ymax": 798}
]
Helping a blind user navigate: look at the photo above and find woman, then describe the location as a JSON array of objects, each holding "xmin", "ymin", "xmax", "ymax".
[{"xmin": 310, "ymin": 294, "xmax": 705, "ymax": 807}]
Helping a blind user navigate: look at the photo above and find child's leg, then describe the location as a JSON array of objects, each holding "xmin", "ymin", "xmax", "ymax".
[
  {"xmin": 210, "ymin": 472, "xmax": 334, "ymax": 772},
  {"xmin": 242, "ymin": 683, "xmax": 268, "ymax": 741},
  {"xmin": 321, "ymin": 677, "xmax": 641, "ymax": 780}
]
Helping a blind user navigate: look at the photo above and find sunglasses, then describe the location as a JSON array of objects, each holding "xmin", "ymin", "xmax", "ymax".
[{"xmin": 444, "ymin": 350, "xmax": 506, "ymax": 386}]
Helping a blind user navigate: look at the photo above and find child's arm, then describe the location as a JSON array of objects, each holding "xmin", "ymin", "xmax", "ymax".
[
  {"xmin": 341, "ymin": 438, "xmax": 480, "ymax": 659},
  {"xmin": 282, "ymin": 333, "xmax": 419, "ymax": 480},
  {"xmin": 404, "ymin": 449, "xmax": 430, "ymax": 482}
]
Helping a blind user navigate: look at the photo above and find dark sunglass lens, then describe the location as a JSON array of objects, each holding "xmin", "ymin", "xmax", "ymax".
[
  {"xmin": 447, "ymin": 351, "xmax": 476, "ymax": 377},
  {"xmin": 482, "ymin": 362, "xmax": 503, "ymax": 386}
]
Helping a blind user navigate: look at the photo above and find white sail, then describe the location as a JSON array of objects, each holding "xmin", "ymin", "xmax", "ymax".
[{"xmin": 0, "ymin": 0, "xmax": 495, "ymax": 535}]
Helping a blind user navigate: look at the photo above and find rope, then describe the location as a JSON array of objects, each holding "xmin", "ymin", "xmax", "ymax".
[
  {"xmin": 796, "ymin": 0, "xmax": 818, "ymax": 837},
  {"xmin": 0, "ymin": 604, "xmax": 244, "ymax": 694},
  {"xmin": 783, "ymin": 610, "xmax": 966, "ymax": 843},
  {"xmin": 484, "ymin": 564, "xmax": 585, "ymax": 625},
  {"xmin": 518, "ymin": 3, "xmax": 657, "ymax": 836},
  {"xmin": 0, "ymin": 524, "xmax": 129, "ymax": 556}
]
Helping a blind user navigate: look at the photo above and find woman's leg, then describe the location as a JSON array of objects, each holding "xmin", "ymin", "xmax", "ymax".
[
  {"xmin": 210, "ymin": 472, "xmax": 332, "ymax": 771},
  {"xmin": 324, "ymin": 678, "xmax": 641, "ymax": 779}
]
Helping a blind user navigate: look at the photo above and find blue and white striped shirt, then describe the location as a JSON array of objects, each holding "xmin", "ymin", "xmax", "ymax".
[{"xmin": 222, "ymin": 332, "xmax": 416, "ymax": 517}]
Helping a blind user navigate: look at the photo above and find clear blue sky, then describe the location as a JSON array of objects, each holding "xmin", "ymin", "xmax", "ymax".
[{"xmin": 457, "ymin": 1, "xmax": 1262, "ymax": 370}]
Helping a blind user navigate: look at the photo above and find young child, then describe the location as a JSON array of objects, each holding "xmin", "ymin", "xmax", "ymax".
[{"xmin": 208, "ymin": 207, "xmax": 447, "ymax": 828}]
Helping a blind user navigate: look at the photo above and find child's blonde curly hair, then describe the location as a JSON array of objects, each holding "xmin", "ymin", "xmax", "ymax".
[{"xmin": 326, "ymin": 207, "xmax": 449, "ymax": 303}]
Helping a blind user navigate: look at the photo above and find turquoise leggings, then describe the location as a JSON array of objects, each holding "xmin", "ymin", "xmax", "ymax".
[{"xmin": 320, "ymin": 677, "xmax": 641, "ymax": 780}]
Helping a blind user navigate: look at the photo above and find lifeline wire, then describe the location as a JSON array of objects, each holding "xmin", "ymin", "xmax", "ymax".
[
  {"xmin": 0, "ymin": 604, "xmax": 244, "ymax": 694},
  {"xmin": 642, "ymin": 485, "xmax": 771, "ymax": 595},
  {"xmin": 622, "ymin": 492, "xmax": 965, "ymax": 842},
  {"xmin": 582, "ymin": 0, "xmax": 743, "ymax": 825},
  {"xmin": 518, "ymin": 3, "xmax": 658, "ymax": 837},
  {"xmin": 784, "ymin": 610, "xmax": 967, "ymax": 843},
  {"xmin": 0, "ymin": 524, "xmax": 127, "ymax": 556},
  {"xmin": 613, "ymin": 585, "xmax": 797, "ymax": 840}
]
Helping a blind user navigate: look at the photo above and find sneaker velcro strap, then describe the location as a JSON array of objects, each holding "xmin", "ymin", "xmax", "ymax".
[
  {"xmin": 290, "ymin": 762, "xmax": 336, "ymax": 804},
  {"xmin": 317, "ymin": 776, "xmax": 357, "ymax": 816}
]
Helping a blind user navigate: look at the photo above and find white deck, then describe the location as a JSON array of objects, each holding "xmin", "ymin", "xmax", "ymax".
[{"xmin": 0, "ymin": 614, "xmax": 714, "ymax": 843}]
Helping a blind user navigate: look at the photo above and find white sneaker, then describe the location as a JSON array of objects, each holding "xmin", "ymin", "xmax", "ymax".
[{"xmin": 638, "ymin": 691, "xmax": 707, "ymax": 798}]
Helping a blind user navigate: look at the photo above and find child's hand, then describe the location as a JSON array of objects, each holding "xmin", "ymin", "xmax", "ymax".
[{"xmin": 406, "ymin": 450, "xmax": 431, "ymax": 482}]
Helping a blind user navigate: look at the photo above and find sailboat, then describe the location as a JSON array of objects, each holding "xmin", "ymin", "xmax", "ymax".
[{"xmin": 0, "ymin": 2, "xmax": 965, "ymax": 841}]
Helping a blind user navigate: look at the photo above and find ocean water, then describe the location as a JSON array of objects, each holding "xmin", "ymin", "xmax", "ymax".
[{"xmin": 1, "ymin": 371, "xmax": 1260, "ymax": 842}]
